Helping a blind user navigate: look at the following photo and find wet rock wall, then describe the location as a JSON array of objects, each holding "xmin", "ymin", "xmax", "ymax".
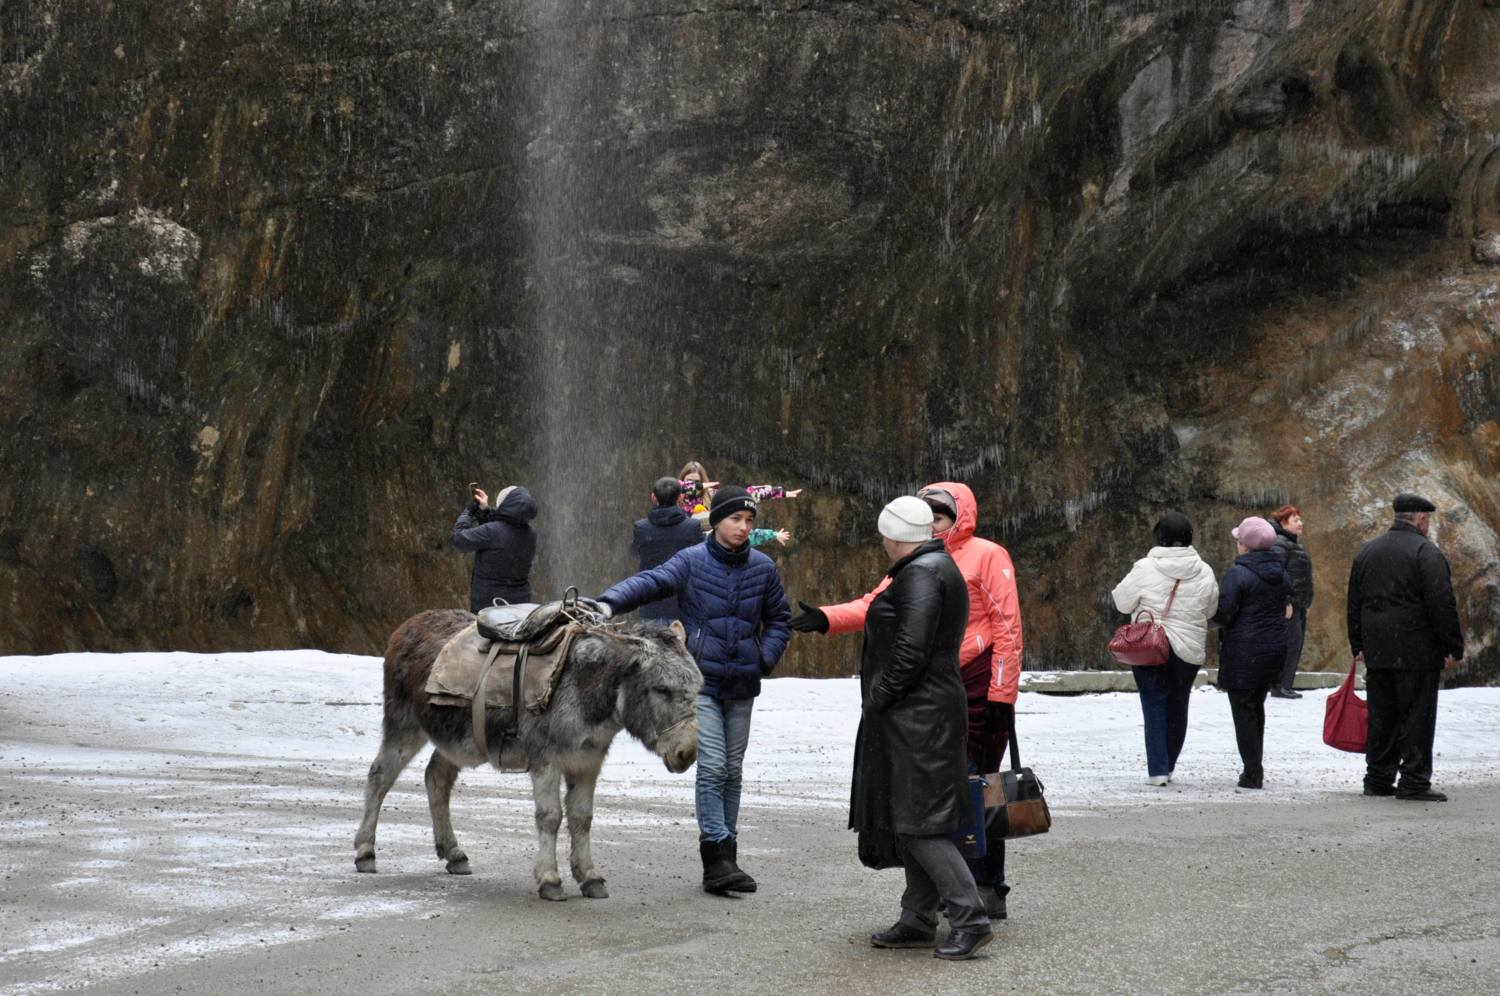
[{"xmin": 2, "ymin": 0, "xmax": 1499, "ymax": 685}]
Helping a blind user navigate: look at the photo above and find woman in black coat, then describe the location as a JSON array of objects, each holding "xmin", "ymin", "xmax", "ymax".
[
  {"xmin": 850, "ymin": 496, "xmax": 992, "ymax": 960},
  {"xmin": 1211, "ymin": 516, "xmax": 1290, "ymax": 789},
  {"xmin": 450, "ymin": 486, "xmax": 538, "ymax": 613}
]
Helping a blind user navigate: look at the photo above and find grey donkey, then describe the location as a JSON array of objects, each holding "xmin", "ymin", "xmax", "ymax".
[{"xmin": 355, "ymin": 609, "xmax": 701, "ymax": 900}]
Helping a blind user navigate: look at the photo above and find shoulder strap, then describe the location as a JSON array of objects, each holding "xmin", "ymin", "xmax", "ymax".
[
  {"xmin": 1009, "ymin": 725, "xmax": 1023, "ymax": 773},
  {"xmin": 1161, "ymin": 579, "xmax": 1181, "ymax": 620}
]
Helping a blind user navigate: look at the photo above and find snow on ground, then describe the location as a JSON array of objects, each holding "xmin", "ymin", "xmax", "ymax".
[{"xmin": 0, "ymin": 651, "xmax": 1496, "ymax": 992}]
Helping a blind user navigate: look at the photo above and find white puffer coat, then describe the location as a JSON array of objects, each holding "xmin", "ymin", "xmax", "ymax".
[{"xmin": 1111, "ymin": 546, "xmax": 1220, "ymax": 665}]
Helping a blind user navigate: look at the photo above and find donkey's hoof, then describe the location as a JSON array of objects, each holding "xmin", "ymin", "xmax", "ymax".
[
  {"xmin": 538, "ymin": 882, "xmax": 568, "ymax": 902},
  {"xmin": 355, "ymin": 855, "xmax": 377, "ymax": 874},
  {"xmin": 445, "ymin": 857, "xmax": 472, "ymax": 876},
  {"xmin": 580, "ymin": 878, "xmax": 609, "ymax": 899}
]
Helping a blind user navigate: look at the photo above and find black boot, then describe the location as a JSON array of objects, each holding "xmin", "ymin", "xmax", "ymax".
[
  {"xmin": 1237, "ymin": 767, "xmax": 1263, "ymax": 789},
  {"xmin": 700, "ymin": 840, "xmax": 739, "ymax": 895},
  {"xmin": 934, "ymin": 927, "xmax": 993, "ymax": 960},
  {"xmin": 870, "ymin": 921, "xmax": 937, "ymax": 948},
  {"xmin": 721, "ymin": 838, "xmax": 757, "ymax": 893}
]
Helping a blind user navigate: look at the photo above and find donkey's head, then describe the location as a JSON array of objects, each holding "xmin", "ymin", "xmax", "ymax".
[{"xmin": 614, "ymin": 621, "xmax": 702, "ymax": 773}]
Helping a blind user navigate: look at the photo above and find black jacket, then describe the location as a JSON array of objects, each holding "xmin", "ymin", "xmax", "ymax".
[
  {"xmin": 1212, "ymin": 550, "xmax": 1290, "ymax": 689},
  {"xmin": 450, "ymin": 487, "xmax": 538, "ymax": 613},
  {"xmin": 1347, "ymin": 521, "xmax": 1464, "ymax": 670},
  {"xmin": 1270, "ymin": 521, "xmax": 1314, "ymax": 612},
  {"xmin": 849, "ymin": 539, "xmax": 971, "ymax": 869},
  {"xmin": 628, "ymin": 505, "xmax": 704, "ymax": 621}
]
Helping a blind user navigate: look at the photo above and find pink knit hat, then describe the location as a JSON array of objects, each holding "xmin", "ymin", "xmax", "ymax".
[{"xmin": 1232, "ymin": 516, "xmax": 1276, "ymax": 551}]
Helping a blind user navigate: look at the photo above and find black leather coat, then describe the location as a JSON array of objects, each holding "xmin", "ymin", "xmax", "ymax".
[
  {"xmin": 848, "ymin": 539, "xmax": 972, "ymax": 869},
  {"xmin": 1347, "ymin": 521, "xmax": 1464, "ymax": 670},
  {"xmin": 1271, "ymin": 522, "xmax": 1315, "ymax": 611}
]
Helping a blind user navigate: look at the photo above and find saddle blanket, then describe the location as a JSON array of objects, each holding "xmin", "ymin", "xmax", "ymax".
[{"xmin": 423, "ymin": 622, "xmax": 579, "ymax": 711}]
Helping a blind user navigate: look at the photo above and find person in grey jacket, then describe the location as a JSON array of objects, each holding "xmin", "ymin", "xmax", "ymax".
[{"xmin": 1269, "ymin": 506, "xmax": 1314, "ymax": 699}]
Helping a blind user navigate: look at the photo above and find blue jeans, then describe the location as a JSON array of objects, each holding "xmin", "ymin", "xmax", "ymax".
[
  {"xmin": 1133, "ymin": 653, "xmax": 1200, "ymax": 778},
  {"xmin": 695, "ymin": 694, "xmax": 754, "ymax": 842}
]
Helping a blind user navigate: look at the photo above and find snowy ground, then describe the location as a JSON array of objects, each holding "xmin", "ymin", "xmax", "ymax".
[{"xmin": 1, "ymin": 651, "xmax": 1497, "ymax": 995}]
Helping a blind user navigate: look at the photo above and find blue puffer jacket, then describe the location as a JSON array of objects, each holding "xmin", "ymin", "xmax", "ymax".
[
  {"xmin": 599, "ymin": 534, "xmax": 792, "ymax": 699},
  {"xmin": 1211, "ymin": 550, "xmax": 1290, "ymax": 689}
]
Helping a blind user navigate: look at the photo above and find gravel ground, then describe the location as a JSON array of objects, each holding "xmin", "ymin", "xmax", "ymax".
[{"xmin": 1, "ymin": 653, "xmax": 1496, "ymax": 995}]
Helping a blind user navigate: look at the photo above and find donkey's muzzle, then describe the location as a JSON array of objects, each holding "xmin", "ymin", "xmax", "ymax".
[{"xmin": 658, "ymin": 719, "xmax": 699, "ymax": 774}]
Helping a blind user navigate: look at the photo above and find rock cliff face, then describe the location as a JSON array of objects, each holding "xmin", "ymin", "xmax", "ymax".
[{"xmin": 3, "ymin": 0, "xmax": 1499, "ymax": 684}]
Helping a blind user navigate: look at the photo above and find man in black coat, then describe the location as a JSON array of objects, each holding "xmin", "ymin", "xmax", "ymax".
[
  {"xmin": 1347, "ymin": 493, "xmax": 1464, "ymax": 802},
  {"xmin": 628, "ymin": 477, "xmax": 704, "ymax": 622},
  {"xmin": 450, "ymin": 485, "xmax": 538, "ymax": 613},
  {"xmin": 850, "ymin": 496, "xmax": 991, "ymax": 961}
]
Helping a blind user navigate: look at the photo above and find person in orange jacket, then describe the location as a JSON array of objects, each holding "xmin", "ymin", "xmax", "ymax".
[{"xmin": 790, "ymin": 481, "xmax": 1023, "ymax": 919}]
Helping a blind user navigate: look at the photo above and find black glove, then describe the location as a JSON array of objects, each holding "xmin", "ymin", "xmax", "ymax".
[
  {"xmin": 464, "ymin": 498, "xmax": 481, "ymax": 519},
  {"xmin": 789, "ymin": 600, "xmax": 829, "ymax": 634}
]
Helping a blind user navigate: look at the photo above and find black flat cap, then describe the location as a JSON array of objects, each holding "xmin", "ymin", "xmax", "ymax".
[{"xmin": 1393, "ymin": 493, "xmax": 1437, "ymax": 513}]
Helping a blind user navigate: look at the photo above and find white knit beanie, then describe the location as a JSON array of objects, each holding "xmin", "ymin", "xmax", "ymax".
[{"xmin": 878, "ymin": 495, "xmax": 934, "ymax": 543}]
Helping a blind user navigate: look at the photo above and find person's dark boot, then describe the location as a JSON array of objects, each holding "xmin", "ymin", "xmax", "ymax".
[
  {"xmin": 700, "ymin": 840, "xmax": 740, "ymax": 895},
  {"xmin": 1396, "ymin": 789, "xmax": 1448, "ymax": 802},
  {"xmin": 1270, "ymin": 686, "xmax": 1302, "ymax": 699},
  {"xmin": 721, "ymin": 838, "xmax": 757, "ymax": 893},
  {"xmin": 976, "ymin": 885, "xmax": 1007, "ymax": 920},
  {"xmin": 870, "ymin": 921, "xmax": 937, "ymax": 948},
  {"xmin": 934, "ymin": 927, "xmax": 993, "ymax": 960},
  {"xmin": 1237, "ymin": 768, "xmax": 1263, "ymax": 789},
  {"xmin": 1363, "ymin": 784, "xmax": 1395, "ymax": 797}
]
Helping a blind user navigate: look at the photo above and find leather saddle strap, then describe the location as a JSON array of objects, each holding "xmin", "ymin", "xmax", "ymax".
[
  {"xmin": 471, "ymin": 641, "xmax": 505, "ymax": 767},
  {"xmin": 510, "ymin": 643, "xmax": 529, "ymax": 733}
]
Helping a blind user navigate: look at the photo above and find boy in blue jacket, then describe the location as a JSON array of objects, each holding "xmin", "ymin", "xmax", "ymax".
[{"xmin": 598, "ymin": 486, "xmax": 792, "ymax": 895}]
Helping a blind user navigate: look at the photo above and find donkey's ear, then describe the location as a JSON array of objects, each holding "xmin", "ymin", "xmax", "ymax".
[{"xmin": 669, "ymin": 620, "xmax": 687, "ymax": 644}]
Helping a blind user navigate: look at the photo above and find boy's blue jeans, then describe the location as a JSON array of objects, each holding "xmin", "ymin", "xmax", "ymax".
[
  {"xmin": 1132, "ymin": 653, "xmax": 1201, "ymax": 777},
  {"xmin": 695, "ymin": 693, "xmax": 754, "ymax": 842}
]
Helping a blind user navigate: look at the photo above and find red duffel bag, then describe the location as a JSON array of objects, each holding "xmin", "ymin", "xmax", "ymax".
[
  {"xmin": 1108, "ymin": 581, "xmax": 1179, "ymax": 666},
  {"xmin": 1324, "ymin": 658, "xmax": 1368, "ymax": 753}
]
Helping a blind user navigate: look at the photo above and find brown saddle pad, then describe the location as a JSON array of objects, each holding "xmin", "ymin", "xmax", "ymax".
[{"xmin": 424, "ymin": 622, "xmax": 579, "ymax": 711}]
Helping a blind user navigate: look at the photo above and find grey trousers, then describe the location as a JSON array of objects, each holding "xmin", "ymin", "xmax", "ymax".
[
  {"xmin": 1277, "ymin": 608, "xmax": 1306, "ymax": 691},
  {"xmin": 896, "ymin": 833, "xmax": 989, "ymax": 933}
]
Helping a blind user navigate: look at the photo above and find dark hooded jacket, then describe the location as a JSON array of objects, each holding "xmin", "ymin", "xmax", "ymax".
[
  {"xmin": 1347, "ymin": 520, "xmax": 1464, "ymax": 670},
  {"xmin": 450, "ymin": 487, "xmax": 537, "ymax": 613},
  {"xmin": 849, "ymin": 539, "xmax": 972, "ymax": 869},
  {"xmin": 1270, "ymin": 520, "xmax": 1315, "ymax": 612},
  {"xmin": 599, "ymin": 533, "xmax": 791, "ymax": 699},
  {"xmin": 1211, "ymin": 550, "xmax": 1290, "ymax": 689},
  {"xmin": 629, "ymin": 505, "xmax": 704, "ymax": 621}
]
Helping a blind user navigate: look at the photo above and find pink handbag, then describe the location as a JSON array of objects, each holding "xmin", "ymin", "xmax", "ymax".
[
  {"xmin": 1108, "ymin": 580, "xmax": 1179, "ymax": 666},
  {"xmin": 1323, "ymin": 658, "xmax": 1368, "ymax": 753}
]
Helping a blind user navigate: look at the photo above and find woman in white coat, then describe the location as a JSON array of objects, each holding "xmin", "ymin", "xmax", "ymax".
[{"xmin": 1111, "ymin": 513, "xmax": 1220, "ymax": 785}]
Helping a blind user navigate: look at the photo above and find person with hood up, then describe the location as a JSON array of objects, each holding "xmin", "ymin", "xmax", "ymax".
[
  {"xmin": 596, "ymin": 487, "xmax": 791, "ymax": 895},
  {"xmin": 1211, "ymin": 516, "xmax": 1291, "ymax": 790},
  {"xmin": 1110, "ymin": 512, "xmax": 1220, "ymax": 786},
  {"xmin": 450, "ymin": 485, "xmax": 538, "ymax": 613},
  {"xmin": 1268, "ymin": 506, "xmax": 1315, "ymax": 699},
  {"xmin": 852, "ymin": 496, "xmax": 992, "ymax": 961},
  {"xmin": 789, "ymin": 481, "xmax": 1022, "ymax": 919}
]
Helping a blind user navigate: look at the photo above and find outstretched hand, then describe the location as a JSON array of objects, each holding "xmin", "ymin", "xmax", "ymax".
[
  {"xmin": 789, "ymin": 600, "xmax": 829, "ymax": 634},
  {"xmin": 774, "ymin": 529, "xmax": 791, "ymax": 546},
  {"xmin": 474, "ymin": 488, "xmax": 490, "ymax": 510},
  {"xmin": 784, "ymin": 489, "xmax": 803, "ymax": 498}
]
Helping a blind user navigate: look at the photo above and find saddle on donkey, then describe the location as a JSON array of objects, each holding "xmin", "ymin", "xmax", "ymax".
[{"xmin": 424, "ymin": 595, "xmax": 607, "ymax": 771}]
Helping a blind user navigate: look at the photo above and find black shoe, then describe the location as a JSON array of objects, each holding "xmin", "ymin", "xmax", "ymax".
[
  {"xmin": 700, "ymin": 840, "xmax": 741, "ymax": 895},
  {"xmin": 1237, "ymin": 770, "xmax": 1263, "ymax": 790},
  {"xmin": 1363, "ymin": 785, "xmax": 1395, "ymax": 797},
  {"xmin": 934, "ymin": 928, "xmax": 993, "ymax": 960},
  {"xmin": 1396, "ymin": 789, "xmax": 1448, "ymax": 802},
  {"xmin": 977, "ymin": 886, "xmax": 1007, "ymax": 920},
  {"xmin": 870, "ymin": 922, "xmax": 937, "ymax": 949},
  {"xmin": 721, "ymin": 838, "xmax": 757, "ymax": 893},
  {"xmin": 1270, "ymin": 686, "xmax": 1302, "ymax": 699}
]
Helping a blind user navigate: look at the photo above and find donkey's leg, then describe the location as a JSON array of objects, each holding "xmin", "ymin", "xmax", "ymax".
[
  {"xmin": 530, "ymin": 762, "xmax": 567, "ymax": 901},
  {"xmin": 354, "ymin": 726, "xmax": 427, "ymax": 872},
  {"xmin": 566, "ymin": 761, "xmax": 608, "ymax": 899},
  {"xmin": 425, "ymin": 750, "xmax": 472, "ymax": 875}
]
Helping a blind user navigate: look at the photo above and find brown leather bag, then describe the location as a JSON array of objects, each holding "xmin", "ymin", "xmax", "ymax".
[
  {"xmin": 1108, "ymin": 579, "xmax": 1180, "ymax": 666},
  {"xmin": 983, "ymin": 728, "xmax": 1051, "ymax": 839}
]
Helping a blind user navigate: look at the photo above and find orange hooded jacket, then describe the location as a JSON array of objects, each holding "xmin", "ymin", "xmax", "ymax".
[{"xmin": 820, "ymin": 481, "xmax": 1024, "ymax": 704}]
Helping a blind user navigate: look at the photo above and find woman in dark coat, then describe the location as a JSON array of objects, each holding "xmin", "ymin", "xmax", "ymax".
[
  {"xmin": 450, "ymin": 486, "xmax": 538, "ymax": 613},
  {"xmin": 850, "ymin": 496, "xmax": 992, "ymax": 961},
  {"xmin": 1211, "ymin": 516, "xmax": 1291, "ymax": 789}
]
